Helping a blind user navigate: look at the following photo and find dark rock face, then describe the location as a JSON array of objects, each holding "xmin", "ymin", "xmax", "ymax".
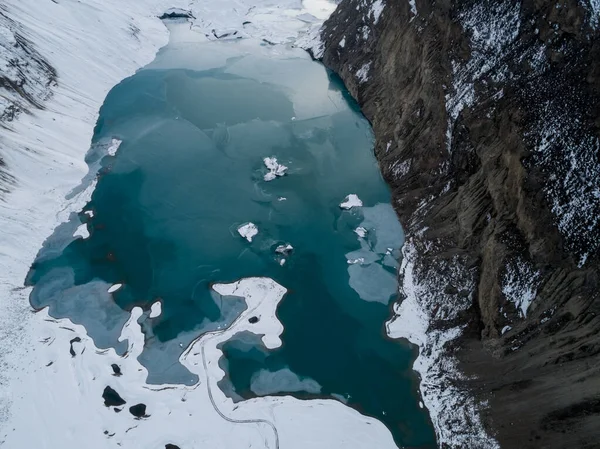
[{"xmin": 319, "ymin": 1, "xmax": 600, "ymax": 448}]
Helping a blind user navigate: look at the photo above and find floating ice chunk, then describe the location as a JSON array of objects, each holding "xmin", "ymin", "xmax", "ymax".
[
  {"xmin": 84, "ymin": 210, "xmax": 94, "ymax": 218},
  {"xmin": 73, "ymin": 223, "xmax": 89, "ymax": 239},
  {"xmin": 108, "ymin": 283, "xmax": 123, "ymax": 294},
  {"xmin": 340, "ymin": 194, "xmax": 363, "ymax": 209},
  {"xmin": 149, "ymin": 301, "xmax": 162, "ymax": 318},
  {"xmin": 354, "ymin": 226, "xmax": 368, "ymax": 238},
  {"xmin": 347, "ymin": 258, "xmax": 365, "ymax": 265},
  {"xmin": 278, "ymin": 197, "xmax": 287, "ymax": 201},
  {"xmin": 275, "ymin": 244, "xmax": 293, "ymax": 255},
  {"xmin": 107, "ymin": 138, "xmax": 122, "ymax": 156},
  {"xmin": 279, "ymin": 259, "xmax": 286, "ymax": 266},
  {"xmin": 237, "ymin": 223, "xmax": 259, "ymax": 242},
  {"xmin": 263, "ymin": 157, "xmax": 288, "ymax": 181}
]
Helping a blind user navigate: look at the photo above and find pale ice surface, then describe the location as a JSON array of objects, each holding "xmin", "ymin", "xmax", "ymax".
[
  {"xmin": 339, "ymin": 194, "xmax": 363, "ymax": 209},
  {"xmin": 371, "ymin": 0, "xmax": 386, "ymax": 24},
  {"xmin": 346, "ymin": 204, "xmax": 403, "ymax": 304},
  {"xmin": 250, "ymin": 368, "xmax": 322, "ymax": 396},
  {"xmin": 238, "ymin": 222, "xmax": 259, "ymax": 242},
  {"xmin": 348, "ymin": 262, "xmax": 397, "ymax": 303}
]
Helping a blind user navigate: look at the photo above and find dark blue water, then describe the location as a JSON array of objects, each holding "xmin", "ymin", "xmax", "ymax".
[{"xmin": 26, "ymin": 31, "xmax": 436, "ymax": 448}]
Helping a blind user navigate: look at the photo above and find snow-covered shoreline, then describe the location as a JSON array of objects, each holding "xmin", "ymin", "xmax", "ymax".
[{"xmin": 386, "ymin": 238, "xmax": 499, "ymax": 449}]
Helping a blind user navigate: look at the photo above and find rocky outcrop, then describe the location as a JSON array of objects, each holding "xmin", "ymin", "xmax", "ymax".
[{"xmin": 317, "ymin": 0, "xmax": 600, "ymax": 448}]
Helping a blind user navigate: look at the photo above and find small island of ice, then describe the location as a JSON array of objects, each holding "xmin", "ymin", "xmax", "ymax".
[
  {"xmin": 264, "ymin": 157, "xmax": 288, "ymax": 181},
  {"xmin": 237, "ymin": 222, "xmax": 259, "ymax": 242},
  {"xmin": 340, "ymin": 194, "xmax": 363, "ymax": 209}
]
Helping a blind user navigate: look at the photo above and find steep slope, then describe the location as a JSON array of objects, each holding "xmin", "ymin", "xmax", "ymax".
[{"xmin": 316, "ymin": 0, "xmax": 600, "ymax": 448}]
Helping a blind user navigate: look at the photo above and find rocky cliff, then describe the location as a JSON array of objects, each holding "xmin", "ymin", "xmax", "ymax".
[{"xmin": 315, "ymin": 0, "xmax": 600, "ymax": 448}]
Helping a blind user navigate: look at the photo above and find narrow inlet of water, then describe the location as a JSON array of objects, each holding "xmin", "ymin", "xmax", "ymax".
[{"xmin": 26, "ymin": 22, "xmax": 436, "ymax": 449}]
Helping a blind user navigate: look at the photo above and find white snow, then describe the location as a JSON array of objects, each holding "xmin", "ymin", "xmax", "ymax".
[
  {"xmin": 263, "ymin": 156, "xmax": 288, "ymax": 181},
  {"xmin": 237, "ymin": 222, "xmax": 259, "ymax": 242},
  {"xmin": 355, "ymin": 61, "xmax": 372, "ymax": 83},
  {"xmin": 408, "ymin": 0, "xmax": 418, "ymax": 19},
  {"xmin": 149, "ymin": 301, "xmax": 162, "ymax": 318},
  {"xmin": 73, "ymin": 223, "xmax": 90, "ymax": 239},
  {"xmin": 371, "ymin": 0, "xmax": 386, "ymax": 24},
  {"xmin": 339, "ymin": 194, "xmax": 363, "ymax": 209},
  {"xmin": 590, "ymin": 0, "xmax": 600, "ymax": 28},
  {"xmin": 501, "ymin": 257, "xmax": 540, "ymax": 318},
  {"xmin": 501, "ymin": 325, "xmax": 511, "ymax": 335},
  {"xmin": 108, "ymin": 283, "xmax": 123, "ymax": 294},
  {"xmin": 339, "ymin": 36, "xmax": 346, "ymax": 48}
]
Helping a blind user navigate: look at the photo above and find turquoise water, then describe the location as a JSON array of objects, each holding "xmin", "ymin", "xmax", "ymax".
[{"xmin": 26, "ymin": 29, "xmax": 436, "ymax": 448}]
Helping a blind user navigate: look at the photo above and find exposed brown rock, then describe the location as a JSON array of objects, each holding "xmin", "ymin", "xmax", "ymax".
[{"xmin": 319, "ymin": 0, "xmax": 600, "ymax": 447}]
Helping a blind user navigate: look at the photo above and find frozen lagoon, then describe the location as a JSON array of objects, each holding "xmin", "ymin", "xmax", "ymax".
[{"xmin": 24, "ymin": 20, "xmax": 436, "ymax": 449}]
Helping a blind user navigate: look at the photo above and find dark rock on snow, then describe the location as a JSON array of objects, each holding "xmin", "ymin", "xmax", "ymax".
[
  {"xmin": 129, "ymin": 403, "xmax": 148, "ymax": 418},
  {"xmin": 102, "ymin": 386, "xmax": 126, "ymax": 407},
  {"xmin": 319, "ymin": 0, "xmax": 600, "ymax": 448}
]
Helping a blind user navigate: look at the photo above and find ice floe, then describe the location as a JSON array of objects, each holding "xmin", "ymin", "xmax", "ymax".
[
  {"xmin": 237, "ymin": 222, "xmax": 259, "ymax": 242},
  {"xmin": 263, "ymin": 156, "xmax": 288, "ymax": 181},
  {"xmin": 339, "ymin": 194, "xmax": 363, "ymax": 209}
]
